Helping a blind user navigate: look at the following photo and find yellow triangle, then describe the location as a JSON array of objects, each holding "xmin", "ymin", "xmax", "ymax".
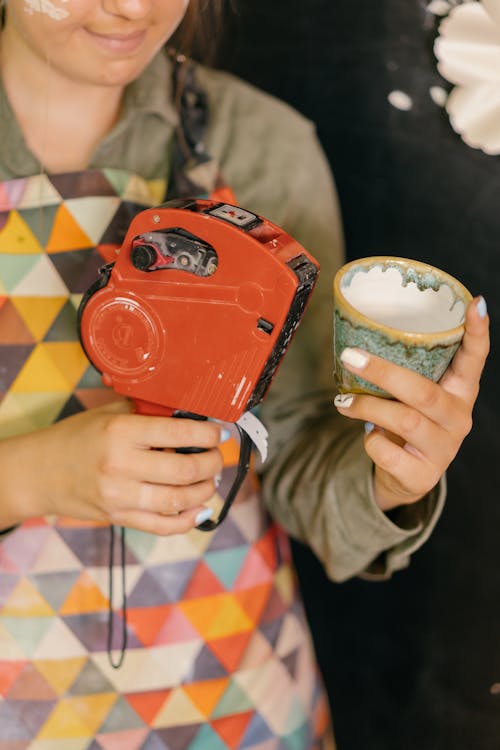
[
  {"xmin": 29, "ymin": 739, "xmax": 90, "ymax": 750},
  {"xmin": 2, "ymin": 577, "xmax": 54, "ymax": 617},
  {"xmin": 12, "ymin": 296, "xmax": 66, "ymax": 340},
  {"xmin": 152, "ymin": 686, "xmax": 205, "ymax": 728},
  {"xmin": 34, "ymin": 657, "xmax": 87, "ymax": 696},
  {"xmin": 0, "ymin": 391, "xmax": 39, "ymax": 438},
  {"xmin": 43, "ymin": 342, "xmax": 89, "ymax": 391},
  {"xmin": 37, "ymin": 694, "xmax": 117, "ymax": 739},
  {"xmin": 147, "ymin": 178, "xmax": 167, "ymax": 205},
  {"xmin": 179, "ymin": 593, "xmax": 253, "ymax": 640},
  {"xmin": 71, "ymin": 693, "xmax": 118, "ymax": 735},
  {"xmin": 10, "ymin": 343, "xmax": 74, "ymax": 392},
  {"xmin": 46, "ymin": 203, "xmax": 94, "ymax": 253},
  {"xmin": 3, "ymin": 392, "xmax": 69, "ymax": 433},
  {"xmin": 0, "ymin": 209, "xmax": 43, "ymax": 254}
]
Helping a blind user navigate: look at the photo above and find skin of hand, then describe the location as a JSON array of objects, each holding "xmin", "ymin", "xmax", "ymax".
[
  {"xmin": 0, "ymin": 401, "xmax": 224, "ymax": 534},
  {"xmin": 334, "ymin": 296, "xmax": 490, "ymax": 511}
]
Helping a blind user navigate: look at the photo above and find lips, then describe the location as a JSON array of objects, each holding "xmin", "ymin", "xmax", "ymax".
[{"xmin": 85, "ymin": 28, "xmax": 147, "ymax": 54}]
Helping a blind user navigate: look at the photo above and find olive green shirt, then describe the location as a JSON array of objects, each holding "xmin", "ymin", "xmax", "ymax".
[{"xmin": 0, "ymin": 52, "xmax": 445, "ymax": 580}]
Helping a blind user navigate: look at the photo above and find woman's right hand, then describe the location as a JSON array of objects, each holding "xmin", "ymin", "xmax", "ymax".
[{"xmin": 0, "ymin": 402, "xmax": 225, "ymax": 535}]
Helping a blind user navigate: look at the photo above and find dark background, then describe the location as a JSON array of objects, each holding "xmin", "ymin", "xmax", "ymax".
[{"xmin": 218, "ymin": 2, "xmax": 500, "ymax": 748}]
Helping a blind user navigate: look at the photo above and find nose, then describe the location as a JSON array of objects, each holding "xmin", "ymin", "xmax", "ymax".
[{"xmin": 102, "ymin": 0, "xmax": 152, "ymax": 20}]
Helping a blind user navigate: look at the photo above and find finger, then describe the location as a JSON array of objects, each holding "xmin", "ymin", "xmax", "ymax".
[
  {"xmin": 125, "ymin": 446, "xmax": 224, "ymax": 486},
  {"xmin": 110, "ymin": 505, "xmax": 215, "ymax": 536},
  {"xmin": 110, "ymin": 414, "xmax": 225, "ymax": 451},
  {"xmin": 339, "ymin": 348, "xmax": 458, "ymax": 431},
  {"xmin": 334, "ymin": 393, "xmax": 457, "ymax": 465},
  {"xmin": 136, "ymin": 478, "xmax": 217, "ymax": 514},
  {"xmin": 363, "ymin": 429, "xmax": 441, "ymax": 504},
  {"xmin": 441, "ymin": 296, "xmax": 490, "ymax": 399}
]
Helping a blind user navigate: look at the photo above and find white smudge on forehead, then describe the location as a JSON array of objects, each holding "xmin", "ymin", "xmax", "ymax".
[{"xmin": 24, "ymin": 0, "xmax": 70, "ymax": 21}]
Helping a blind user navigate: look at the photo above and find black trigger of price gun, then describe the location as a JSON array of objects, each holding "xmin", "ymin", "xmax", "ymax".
[{"xmin": 78, "ymin": 198, "xmax": 320, "ymax": 530}]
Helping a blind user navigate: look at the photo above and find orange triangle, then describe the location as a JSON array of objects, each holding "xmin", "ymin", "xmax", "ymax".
[
  {"xmin": 59, "ymin": 570, "xmax": 109, "ymax": 614},
  {"xmin": 183, "ymin": 677, "xmax": 229, "ymax": 718},
  {"xmin": 255, "ymin": 529, "xmax": 278, "ymax": 571},
  {"xmin": 234, "ymin": 582, "xmax": 273, "ymax": 624},
  {"xmin": 127, "ymin": 604, "xmax": 172, "ymax": 646},
  {"xmin": 207, "ymin": 631, "xmax": 252, "ymax": 673},
  {"xmin": 183, "ymin": 561, "xmax": 226, "ymax": 600},
  {"xmin": 211, "ymin": 710, "xmax": 254, "ymax": 750},
  {"xmin": 7, "ymin": 662, "xmax": 58, "ymax": 700},
  {"xmin": 0, "ymin": 660, "xmax": 25, "ymax": 696},
  {"xmin": 125, "ymin": 689, "xmax": 171, "ymax": 725},
  {"xmin": 46, "ymin": 203, "xmax": 94, "ymax": 253},
  {"xmin": 0, "ymin": 298, "xmax": 35, "ymax": 343}
]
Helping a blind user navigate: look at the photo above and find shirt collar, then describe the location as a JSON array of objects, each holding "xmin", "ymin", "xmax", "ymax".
[{"xmin": 0, "ymin": 50, "xmax": 179, "ymax": 180}]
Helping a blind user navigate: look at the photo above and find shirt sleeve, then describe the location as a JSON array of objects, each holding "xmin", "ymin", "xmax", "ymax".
[{"xmin": 203, "ymin": 68, "xmax": 446, "ymax": 581}]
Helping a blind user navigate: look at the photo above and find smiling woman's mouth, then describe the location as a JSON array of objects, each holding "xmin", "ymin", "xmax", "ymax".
[{"xmin": 85, "ymin": 29, "xmax": 147, "ymax": 54}]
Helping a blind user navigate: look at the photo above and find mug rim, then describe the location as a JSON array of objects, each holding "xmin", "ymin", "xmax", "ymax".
[{"xmin": 333, "ymin": 255, "xmax": 473, "ymax": 342}]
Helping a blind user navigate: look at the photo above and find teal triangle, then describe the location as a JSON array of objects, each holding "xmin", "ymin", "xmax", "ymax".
[
  {"xmin": 0, "ymin": 253, "xmax": 40, "ymax": 292},
  {"xmin": 190, "ymin": 723, "xmax": 229, "ymax": 750},
  {"xmin": 205, "ymin": 546, "xmax": 248, "ymax": 590},
  {"xmin": 43, "ymin": 299, "xmax": 78, "ymax": 341},
  {"xmin": 77, "ymin": 365, "xmax": 104, "ymax": 388},
  {"xmin": 284, "ymin": 696, "xmax": 307, "ymax": 740},
  {"xmin": 98, "ymin": 695, "xmax": 145, "ymax": 732},
  {"xmin": 212, "ymin": 678, "xmax": 254, "ymax": 718},
  {"xmin": 102, "ymin": 168, "xmax": 132, "ymax": 199},
  {"xmin": 2, "ymin": 616, "xmax": 53, "ymax": 658},
  {"xmin": 282, "ymin": 722, "xmax": 309, "ymax": 750},
  {"xmin": 19, "ymin": 205, "xmax": 59, "ymax": 248},
  {"xmin": 124, "ymin": 528, "xmax": 158, "ymax": 564},
  {"xmin": 69, "ymin": 658, "xmax": 115, "ymax": 695},
  {"xmin": 29, "ymin": 570, "xmax": 80, "ymax": 612}
]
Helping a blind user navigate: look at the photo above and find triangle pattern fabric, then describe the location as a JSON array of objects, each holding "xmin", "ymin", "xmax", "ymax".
[{"xmin": 0, "ymin": 167, "xmax": 333, "ymax": 749}]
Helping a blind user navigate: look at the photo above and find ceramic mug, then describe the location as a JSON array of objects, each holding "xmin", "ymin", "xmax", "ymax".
[{"xmin": 333, "ymin": 256, "xmax": 473, "ymax": 396}]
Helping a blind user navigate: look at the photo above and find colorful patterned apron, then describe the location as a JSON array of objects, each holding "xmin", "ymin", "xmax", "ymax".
[{"xmin": 0, "ymin": 54, "xmax": 334, "ymax": 750}]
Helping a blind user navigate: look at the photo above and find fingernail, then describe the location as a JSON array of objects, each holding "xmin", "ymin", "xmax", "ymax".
[
  {"xmin": 334, "ymin": 393, "xmax": 355, "ymax": 408},
  {"xmin": 220, "ymin": 428, "xmax": 231, "ymax": 443},
  {"xmin": 214, "ymin": 473, "xmax": 222, "ymax": 488},
  {"xmin": 364, "ymin": 422, "xmax": 375, "ymax": 434},
  {"xmin": 476, "ymin": 296, "xmax": 488, "ymax": 319},
  {"xmin": 195, "ymin": 508, "xmax": 214, "ymax": 526},
  {"xmin": 341, "ymin": 348, "xmax": 369, "ymax": 369}
]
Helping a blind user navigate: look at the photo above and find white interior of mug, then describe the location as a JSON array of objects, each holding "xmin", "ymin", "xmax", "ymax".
[{"xmin": 341, "ymin": 265, "xmax": 466, "ymax": 333}]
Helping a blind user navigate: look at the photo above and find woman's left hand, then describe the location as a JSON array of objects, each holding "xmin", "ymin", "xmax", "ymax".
[{"xmin": 334, "ymin": 296, "xmax": 490, "ymax": 511}]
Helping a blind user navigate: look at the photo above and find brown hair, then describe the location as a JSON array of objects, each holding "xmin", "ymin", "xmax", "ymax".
[{"xmin": 174, "ymin": 0, "xmax": 230, "ymax": 64}]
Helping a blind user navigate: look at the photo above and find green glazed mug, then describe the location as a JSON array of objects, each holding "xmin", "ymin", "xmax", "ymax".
[{"xmin": 333, "ymin": 256, "xmax": 473, "ymax": 397}]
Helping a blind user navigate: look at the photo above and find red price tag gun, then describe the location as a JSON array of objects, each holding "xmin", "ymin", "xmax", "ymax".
[{"xmin": 78, "ymin": 198, "xmax": 320, "ymax": 530}]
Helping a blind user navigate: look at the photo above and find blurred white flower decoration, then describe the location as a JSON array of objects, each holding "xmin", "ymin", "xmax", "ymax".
[{"xmin": 434, "ymin": 0, "xmax": 500, "ymax": 153}]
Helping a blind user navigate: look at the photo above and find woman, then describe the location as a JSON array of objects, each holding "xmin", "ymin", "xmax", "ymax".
[{"xmin": 0, "ymin": 1, "xmax": 489, "ymax": 747}]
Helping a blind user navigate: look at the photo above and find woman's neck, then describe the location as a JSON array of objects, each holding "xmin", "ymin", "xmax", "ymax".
[{"xmin": 1, "ymin": 31, "xmax": 125, "ymax": 173}]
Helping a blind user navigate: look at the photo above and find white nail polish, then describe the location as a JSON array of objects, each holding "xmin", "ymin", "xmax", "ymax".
[
  {"xmin": 195, "ymin": 508, "xmax": 214, "ymax": 526},
  {"xmin": 476, "ymin": 296, "xmax": 487, "ymax": 319},
  {"xmin": 334, "ymin": 393, "xmax": 355, "ymax": 408},
  {"xmin": 341, "ymin": 348, "xmax": 369, "ymax": 369},
  {"xmin": 364, "ymin": 422, "xmax": 375, "ymax": 434},
  {"xmin": 214, "ymin": 473, "xmax": 222, "ymax": 488}
]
